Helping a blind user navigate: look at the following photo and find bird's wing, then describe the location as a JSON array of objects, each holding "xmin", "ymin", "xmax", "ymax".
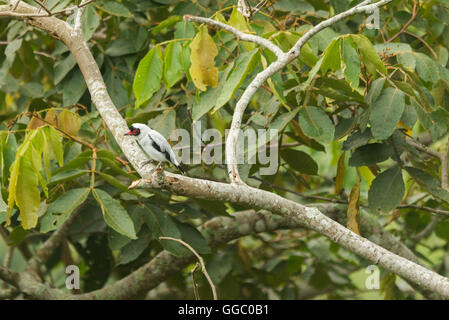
[{"xmin": 148, "ymin": 130, "xmax": 177, "ymax": 164}]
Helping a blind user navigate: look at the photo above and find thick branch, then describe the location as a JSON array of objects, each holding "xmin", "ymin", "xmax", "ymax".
[
  {"xmin": 2, "ymin": 0, "xmax": 448, "ymax": 300},
  {"xmin": 129, "ymin": 171, "xmax": 449, "ymax": 298}
]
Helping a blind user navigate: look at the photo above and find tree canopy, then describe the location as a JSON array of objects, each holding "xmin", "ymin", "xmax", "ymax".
[{"xmin": 1, "ymin": 0, "xmax": 449, "ymax": 300}]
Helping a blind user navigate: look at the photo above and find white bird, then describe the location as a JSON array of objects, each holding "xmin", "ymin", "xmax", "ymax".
[{"xmin": 124, "ymin": 123, "xmax": 185, "ymax": 174}]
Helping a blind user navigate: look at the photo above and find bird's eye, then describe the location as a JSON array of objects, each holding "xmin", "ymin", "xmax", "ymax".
[{"xmin": 134, "ymin": 129, "xmax": 140, "ymax": 135}]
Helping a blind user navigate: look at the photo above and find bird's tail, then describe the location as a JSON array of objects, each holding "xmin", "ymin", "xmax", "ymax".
[
  {"xmin": 175, "ymin": 163, "xmax": 185, "ymax": 175},
  {"xmin": 170, "ymin": 159, "xmax": 185, "ymax": 175}
]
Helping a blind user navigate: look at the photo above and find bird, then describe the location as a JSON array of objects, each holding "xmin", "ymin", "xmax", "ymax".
[{"xmin": 124, "ymin": 123, "xmax": 185, "ymax": 174}]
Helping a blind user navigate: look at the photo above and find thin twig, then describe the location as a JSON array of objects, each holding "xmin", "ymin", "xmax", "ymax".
[
  {"xmin": 442, "ymin": 137, "xmax": 449, "ymax": 191},
  {"xmin": 403, "ymin": 31, "xmax": 438, "ymax": 60},
  {"xmin": 159, "ymin": 236, "xmax": 217, "ymax": 300},
  {"xmin": 31, "ymin": 0, "xmax": 51, "ymax": 15},
  {"xmin": 387, "ymin": 0, "xmax": 420, "ymax": 43}
]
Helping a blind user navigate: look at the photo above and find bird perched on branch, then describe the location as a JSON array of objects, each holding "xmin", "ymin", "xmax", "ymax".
[{"xmin": 125, "ymin": 123, "xmax": 185, "ymax": 174}]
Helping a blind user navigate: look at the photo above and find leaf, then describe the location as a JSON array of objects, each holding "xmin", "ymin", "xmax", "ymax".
[
  {"xmin": 412, "ymin": 52, "xmax": 440, "ymax": 86},
  {"xmin": 40, "ymin": 188, "xmax": 90, "ymax": 233},
  {"xmin": 147, "ymin": 109, "xmax": 176, "ymax": 139},
  {"xmin": 92, "ymin": 188, "xmax": 137, "ymax": 239},
  {"xmin": 341, "ymin": 37, "xmax": 360, "ymax": 89},
  {"xmin": 405, "ymin": 167, "xmax": 449, "ymax": 203},
  {"xmin": 176, "ymin": 221, "xmax": 211, "ymax": 255},
  {"xmin": 105, "ymin": 68, "xmax": 128, "ymax": 109},
  {"xmin": 63, "ymin": 68, "xmax": 87, "ymax": 107},
  {"xmin": 335, "ymin": 151, "xmax": 346, "ymax": 194},
  {"xmin": 142, "ymin": 203, "xmax": 186, "ymax": 257},
  {"xmin": 320, "ymin": 38, "xmax": 341, "ymax": 74},
  {"xmin": 350, "ymin": 34, "xmax": 386, "ymax": 76},
  {"xmin": 368, "ymin": 166, "xmax": 404, "ymax": 214},
  {"xmin": 133, "ymin": 46, "xmax": 163, "ymax": 108},
  {"xmin": 370, "ymin": 88, "xmax": 405, "ymax": 140},
  {"xmin": 82, "ymin": 4, "xmax": 100, "ymax": 40},
  {"xmin": 348, "ymin": 143, "xmax": 392, "ymax": 167},
  {"xmin": 192, "ymin": 62, "xmax": 234, "ymax": 120},
  {"xmin": 95, "ymin": 1, "xmax": 132, "ymax": 17},
  {"xmin": 298, "ymin": 106, "xmax": 335, "ymax": 144},
  {"xmin": 117, "ymin": 233, "xmax": 152, "ymax": 265},
  {"xmin": 347, "ymin": 174, "xmax": 361, "ymax": 234},
  {"xmin": 58, "ymin": 110, "xmax": 81, "ymax": 136},
  {"xmin": 280, "ymin": 149, "xmax": 318, "ymax": 175},
  {"xmin": 342, "ymin": 128, "xmax": 373, "ymax": 150},
  {"xmin": 5, "ymin": 38, "xmax": 22, "ymax": 58},
  {"xmin": 7, "ymin": 130, "xmax": 41, "ymax": 229},
  {"xmin": 48, "ymin": 169, "xmax": 90, "ymax": 185},
  {"xmin": 164, "ymin": 42, "xmax": 184, "ymax": 88},
  {"xmin": 213, "ymin": 49, "xmax": 259, "ymax": 112},
  {"xmin": 189, "ymin": 25, "xmax": 218, "ymax": 91},
  {"xmin": 54, "ymin": 54, "xmax": 76, "ymax": 85},
  {"xmin": 228, "ymin": 7, "xmax": 255, "ymax": 51}
]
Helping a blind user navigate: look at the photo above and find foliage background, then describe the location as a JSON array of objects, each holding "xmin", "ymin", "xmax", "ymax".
[{"xmin": 1, "ymin": 0, "xmax": 449, "ymax": 299}]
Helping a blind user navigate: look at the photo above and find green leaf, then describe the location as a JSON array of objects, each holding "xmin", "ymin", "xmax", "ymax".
[
  {"xmin": 105, "ymin": 68, "xmax": 128, "ymax": 109},
  {"xmin": 133, "ymin": 46, "xmax": 163, "ymax": 108},
  {"xmin": 281, "ymin": 149, "xmax": 318, "ymax": 175},
  {"xmin": 348, "ymin": 143, "xmax": 392, "ymax": 167},
  {"xmin": 117, "ymin": 232, "xmax": 152, "ymax": 265},
  {"xmin": 368, "ymin": 166, "xmax": 404, "ymax": 213},
  {"xmin": 48, "ymin": 169, "xmax": 89, "ymax": 185},
  {"xmin": 40, "ymin": 188, "xmax": 90, "ymax": 233},
  {"xmin": 320, "ymin": 38, "xmax": 341, "ymax": 74},
  {"xmin": 405, "ymin": 167, "xmax": 449, "ymax": 203},
  {"xmin": 342, "ymin": 128, "xmax": 373, "ymax": 150},
  {"xmin": 176, "ymin": 221, "xmax": 211, "ymax": 255},
  {"xmin": 54, "ymin": 54, "xmax": 76, "ymax": 85},
  {"xmin": 95, "ymin": 1, "xmax": 132, "ymax": 17},
  {"xmin": 370, "ymin": 88, "xmax": 405, "ymax": 140},
  {"xmin": 213, "ymin": 49, "xmax": 259, "ymax": 111},
  {"xmin": 142, "ymin": 203, "xmax": 186, "ymax": 257},
  {"xmin": 5, "ymin": 38, "xmax": 22, "ymax": 58},
  {"xmin": 82, "ymin": 4, "xmax": 100, "ymax": 40},
  {"xmin": 63, "ymin": 68, "xmax": 87, "ymax": 107},
  {"xmin": 228, "ymin": 7, "xmax": 255, "ymax": 51},
  {"xmin": 340, "ymin": 37, "xmax": 360, "ymax": 89},
  {"xmin": 350, "ymin": 34, "xmax": 386, "ymax": 76},
  {"xmin": 192, "ymin": 61, "xmax": 234, "ymax": 120},
  {"xmin": 147, "ymin": 109, "xmax": 176, "ymax": 139},
  {"xmin": 412, "ymin": 52, "xmax": 440, "ymax": 86},
  {"xmin": 92, "ymin": 188, "xmax": 137, "ymax": 239},
  {"xmin": 164, "ymin": 42, "xmax": 184, "ymax": 88},
  {"xmin": 298, "ymin": 106, "xmax": 334, "ymax": 144}
]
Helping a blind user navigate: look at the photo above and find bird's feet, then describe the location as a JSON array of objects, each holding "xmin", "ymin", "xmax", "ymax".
[
  {"xmin": 140, "ymin": 159, "xmax": 155, "ymax": 167},
  {"xmin": 155, "ymin": 162, "xmax": 165, "ymax": 173}
]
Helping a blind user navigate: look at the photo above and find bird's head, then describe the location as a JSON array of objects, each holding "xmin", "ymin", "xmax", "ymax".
[{"xmin": 124, "ymin": 123, "xmax": 148, "ymax": 136}]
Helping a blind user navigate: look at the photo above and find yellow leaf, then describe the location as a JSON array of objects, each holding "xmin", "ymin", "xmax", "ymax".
[
  {"xmin": 27, "ymin": 115, "xmax": 45, "ymax": 130},
  {"xmin": 335, "ymin": 151, "xmax": 346, "ymax": 194},
  {"xmin": 7, "ymin": 131, "xmax": 41, "ymax": 229},
  {"xmin": 58, "ymin": 109, "xmax": 81, "ymax": 136},
  {"xmin": 189, "ymin": 25, "xmax": 218, "ymax": 91},
  {"xmin": 228, "ymin": 7, "xmax": 255, "ymax": 51},
  {"xmin": 347, "ymin": 171, "xmax": 361, "ymax": 235},
  {"xmin": 44, "ymin": 108, "xmax": 59, "ymax": 126}
]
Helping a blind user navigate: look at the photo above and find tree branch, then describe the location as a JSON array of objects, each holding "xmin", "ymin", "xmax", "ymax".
[
  {"xmin": 159, "ymin": 236, "xmax": 217, "ymax": 300},
  {"xmin": 186, "ymin": 0, "xmax": 393, "ymax": 184},
  {"xmin": 2, "ymin": 0, "xmax": 448, "ymax": 300},
  {"xmin": 129, "ymin": 170, "xmax": 449, "ymax": 298}
]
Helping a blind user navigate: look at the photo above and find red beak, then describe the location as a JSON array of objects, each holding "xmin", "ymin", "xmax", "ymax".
[{"xmin": 125, "ymin": 130, "xmax": 133, "ymax": 136}]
